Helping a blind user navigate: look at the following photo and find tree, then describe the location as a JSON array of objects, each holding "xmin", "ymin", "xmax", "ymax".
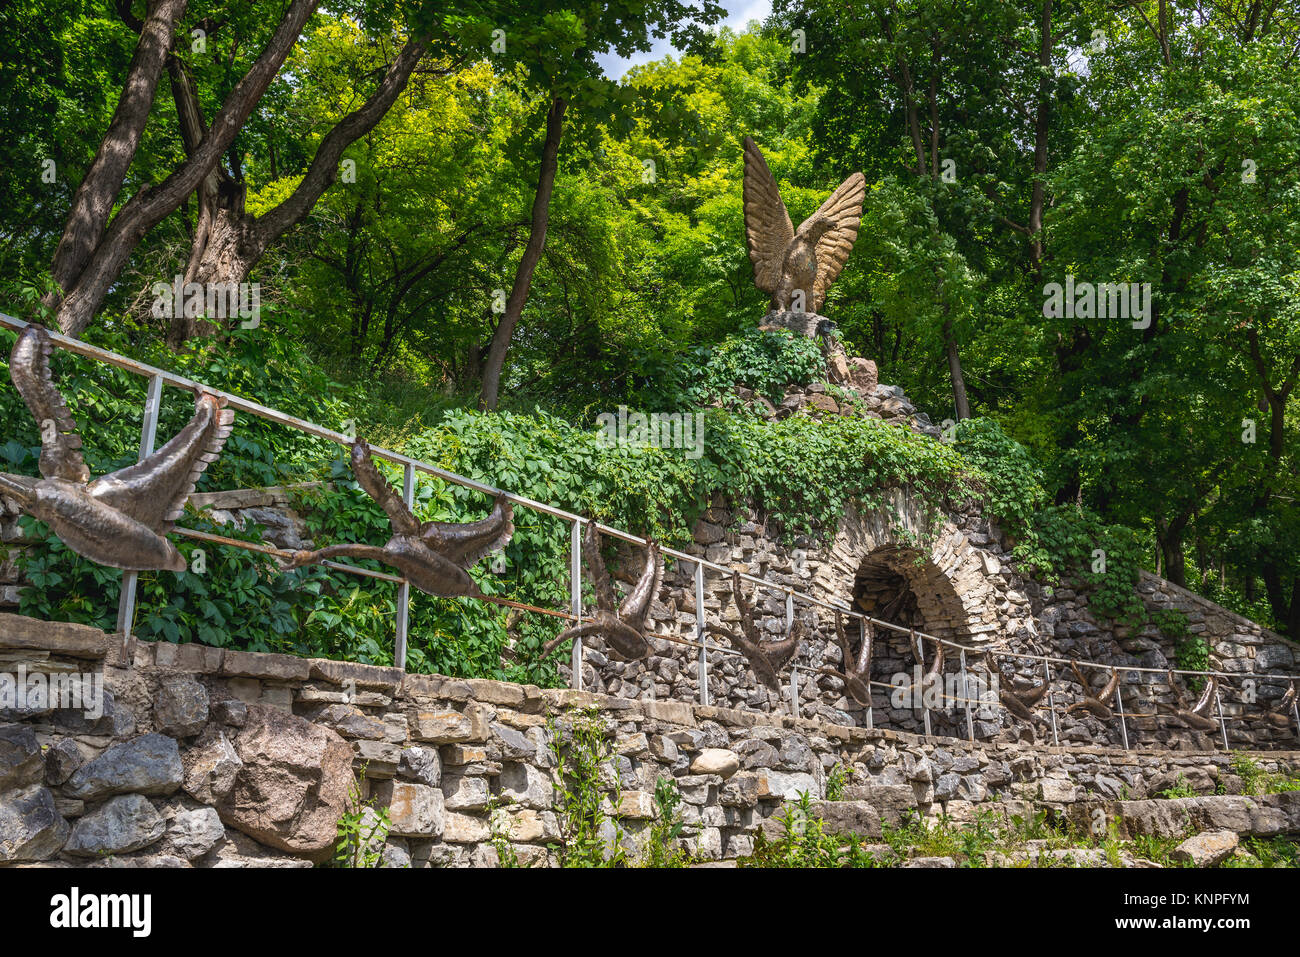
[
  {"xmin": 42, "ymin": 0, "xmax": 319, "ymax": 337},
  {"xmin": 475, "ymin": 0, "xmax": 726, "ymax": 410}
]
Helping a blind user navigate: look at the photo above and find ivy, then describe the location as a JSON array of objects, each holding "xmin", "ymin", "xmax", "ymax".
[{"xmin": 669, "ymin": 328, "xmax": 826, "ymax": 406}]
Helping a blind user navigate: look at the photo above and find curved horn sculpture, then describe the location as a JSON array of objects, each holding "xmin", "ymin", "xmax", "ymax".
[
  {"xmin": 997, "ymin": 661, "xmax": 1051, "ymax": 723},
  {"xmin": 1162, "ymin": 669, "xmax": 1219, "ymax": 733},
  {"xmin": 1063, "ymin": 660, "xmax": 1120, "ymax": 721},
  {"xmin": 284, "ymin": 439, "xmax": 512, "ymax": 597},
  {"xmin": 539, "ymin": 522, "xmax": 661, "ymax": 662},
  {"xmin": 2, "ymin": 324, "xmax": 234, "ymax": 571},
  {"xmin": 816, "ymin": 612, "xmax": 873, "ymax": 706},
  {"xmin": 707, "ymin": 571, "xmax": 803, "ymax": 691},
  {"xmin": 895, "ymin": 628, "xmax": 945, "ymax": 701},
  {"xmin": 1264, "ymin": 681, "xmax": 1297, "ymax": 730}
]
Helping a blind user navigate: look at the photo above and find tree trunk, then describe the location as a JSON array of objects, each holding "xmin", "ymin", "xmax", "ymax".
[
  {"xmin": 1028, "ymin": 0, "xmax": 1052, "ymax": 276},
  {"xmin": 942, "ymin": 317, "xmax": 970, "ymax": 420},
  {"xmin": 49, "ymin": 0, "xmax": 319, "ymax": 338},
  {"xmin": 1159, "ymin": 530, "xmax": 1186, "ymax": 588},
  {"xmin": 478, "ymin": 95, "xmax": 567, "ymax": 411},
  {"xmin": 163, "ymin": 30, "xmax": 429, "ymax": 345},
  {"xmin": 46, "ymin": 0, "xmax": 189, "ymax": 303}
]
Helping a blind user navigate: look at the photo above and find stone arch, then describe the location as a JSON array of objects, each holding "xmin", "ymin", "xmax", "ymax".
[{"xmin": 818, "ymin": 489, "xmax": 1003, "ymax": 644}]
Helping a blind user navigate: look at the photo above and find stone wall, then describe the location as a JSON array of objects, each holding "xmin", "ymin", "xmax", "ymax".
[
  {"xmin": 2, "ymin": 614, "xmax": 1298, "ymax": 868},
  {"xmin": 2, "ymin": 356, "xmax": 1296, "ymax": 752},
  {"xmin": 562, "ymin": 489, "xmax": 1300, "ymax": 751}
]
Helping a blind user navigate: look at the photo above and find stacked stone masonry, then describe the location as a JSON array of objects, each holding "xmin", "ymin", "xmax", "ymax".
[{"xmin": 2, "ymin": 614, "xmax": 1298, "ymax": 868}]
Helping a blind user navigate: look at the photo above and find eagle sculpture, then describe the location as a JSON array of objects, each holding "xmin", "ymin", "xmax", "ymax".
[
  {"xmin": 0, "ymin": 324, "xmax": 234, "ymax": 571},
  {"xmin": 742, "ymin": 136, "xmax": 866, "ymax": 315},
  {"xmin": 283, "ymin": 439, "xmax": 513, "ymax": 598}
]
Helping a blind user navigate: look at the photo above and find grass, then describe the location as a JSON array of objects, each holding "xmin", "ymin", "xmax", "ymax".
[{"xmin": 738, "ymin": 797, "xmax": 1299, "ymax": 869}]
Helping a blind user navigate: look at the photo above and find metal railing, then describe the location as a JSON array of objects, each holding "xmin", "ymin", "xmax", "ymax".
[{"xmin": 2, "ymin": 311, "xmax": 1298, "ymax": 752}]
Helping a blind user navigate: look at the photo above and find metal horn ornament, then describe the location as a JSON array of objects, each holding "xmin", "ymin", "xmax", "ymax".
[
  {"xmin": 1063, "ymin": 660, "xmax": 1120, "ymax": 721},
  {"xmin": 283, "ymin": 439, "xmax": 512, "ymax": 597},
  {"xmin": 0, "ymin": 324, "xmax": 234, "ymax": 571},
  {"xmin": 706, "ymin": 571, "xmax": 803, "ymax": 691},
  {"xmin": 816, "ymin": 611, "xmax": 873, "ymax": 706},
  {"xmin": 997, "ymin": 661, "xmax": 1052, "ymax": 722},
  {"xmin": 1162, "ymin": 669, "xmax": 1219, "ymax": 733},
  {"xmin": 539, "ymin": 522, "xmax": 662, "ymax": 662},
  {"xmin": 1263, "ymin": 681, "xmax": 1297, "ymax": 730}
]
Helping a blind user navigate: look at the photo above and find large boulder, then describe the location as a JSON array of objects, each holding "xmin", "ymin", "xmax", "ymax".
[
  {"xmin": 153, "ymin": 676, "xmax": 209, "ymax": 738},
  {"xmin": 65, "ymin": 733, "xmax": 183, "ymax": 800},
  {"xmin": 0, "ymin": 723, "xmax": 43, "ymax": 790},
  {"xmin": 50, "ymin": 687, "xmax": 134, "ymax": 738},
  {"xmin": 690, "ymin": 749, "xmax": 740, "ymax": 779},
  {"xmin": 165, "ymin": 806, "xmax": 226, "ymax": 860},
  {"xmin": 44, "ymin": 738, "xmax": 83, "ymax": 786},
  {"xmin": 1172, "ymin": 830, "xmax": 1239, "ymax": 868},
  {"xmin": 65, "ymin": 794, "xmax": 165, "ymax": 857},
  {"xmin": 0, "ymin": 785, "xmax": 69, "ymax": 862},
  {"xmin": 216, "ymin": 704, "xmax": 354, "ymax": 862},
  {"xmin": 182, "ymin": 728, "xmax": 241, "ymax": 804}
]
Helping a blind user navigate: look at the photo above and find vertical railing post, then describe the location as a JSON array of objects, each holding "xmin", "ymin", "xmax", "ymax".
[
  {"xmin": 915, "ymin": 630, "xmax": 931, "ymax": 737},
  {"xmin": 1115, "ymin": 673, "xmax": 1130, "ymax": 751},
  {"xmin": 960, "ymin": 648, "xmax": 974, "ymax": 742},
  {"xmin": 1292, "ymin": 693, "xmax": 1300, "ymax": 744},
  {"xmin": 1216, "ymin": 683, "xmax": 1229, "ymax": 751},
  {"xmin": 786, "ymin": 592, "xmax": 798, "ymax": 717},
  {"xmin": 695, "ymin": 561, "xmax": 708, "ymax": 706},
  {"xmin": 117, "ymin": 374, "xmax": 164, "ymax": 660},
  {"xmin": 1044, "ymin": 660, "xmax": 1060, "ymax": 747},
  {"xmin": 393, "ymin": 463, "xmax": 414, "ymax": 671},
  {"xmin": 569, "ymin": 518, "xmax": 583, "ymax": 691},
  {"xmin": 860, "ymin": 617, "xmax": 873, "ymax": 730}
]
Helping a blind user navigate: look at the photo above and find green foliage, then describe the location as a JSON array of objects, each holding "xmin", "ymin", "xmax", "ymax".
[
  {"xmin": 671, "ymin": 328, "xmax": 827, "ymax": 406},
  {"xmin": 330, "ymin": 771, "xmax": 391, "ymax": 868},
  {"xmin": 1222, "ymin": 838, "xmax": 1300, "ymax": 869},
  {"xmin": 825, "ymin": 762, "xmax": 852, "ymax": 802},
  {"xmin": 956, "ymin": 418, "xmax": 1150, "ymax": 625},
  {"xmin": 640, "ymin": 776, "xmax": 688, "ymax": 868},
  {"xmin": 1174, "ymin": 637, "xmax": 1211, "ymax": 693},
  {"xmin": 742, "ymin": 791, "xmax": 882, "ymax": 868},
  {"xmin": 1157, "ymin": 775, "xmax": 1198, "ymax": 800},
  {"xmin": 487, "ymin": 798, "xmax": 526, "ymax": 869},
  {"xmin": 547, "ymin": 709, "xmax": 626, "ymax": 868},
  {"xmin": 1231, "ymin": 753, "xmax": 1300, "ymax": 796}
]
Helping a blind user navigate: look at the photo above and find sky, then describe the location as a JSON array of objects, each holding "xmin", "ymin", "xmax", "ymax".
[{"xmin": 595, "ymin": 0, "xmax": 773, "ymax": 80}]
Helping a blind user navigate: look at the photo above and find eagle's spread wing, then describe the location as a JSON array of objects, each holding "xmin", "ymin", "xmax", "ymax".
[
  {"xmin": 9, "ymin": 325, "xmax": 89, "ymax": 483},
  {"xmin": 349, "ymin": 440, "xmax": 420, "ymax": 537},
  {"xmin": 90, "ymin": 390, "xmax": 234, "ymax": 532},
  {"xmin": 742, "ymin": 136, "xmax": 793, "ymax": 295},
  {"xmin": 807, "ymin": 171, "xmax": 866, "ymax": 311}
]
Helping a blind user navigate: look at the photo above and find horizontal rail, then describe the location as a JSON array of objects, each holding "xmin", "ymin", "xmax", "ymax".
[{"xmin": 3, "ymin": 311, "xmax": 1298, "ymax": 695}]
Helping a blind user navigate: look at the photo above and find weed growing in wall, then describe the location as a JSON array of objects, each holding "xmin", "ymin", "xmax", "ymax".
[{"xmin": 547, "ymin": 709, "xmax": 626, "ymax": 868}]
